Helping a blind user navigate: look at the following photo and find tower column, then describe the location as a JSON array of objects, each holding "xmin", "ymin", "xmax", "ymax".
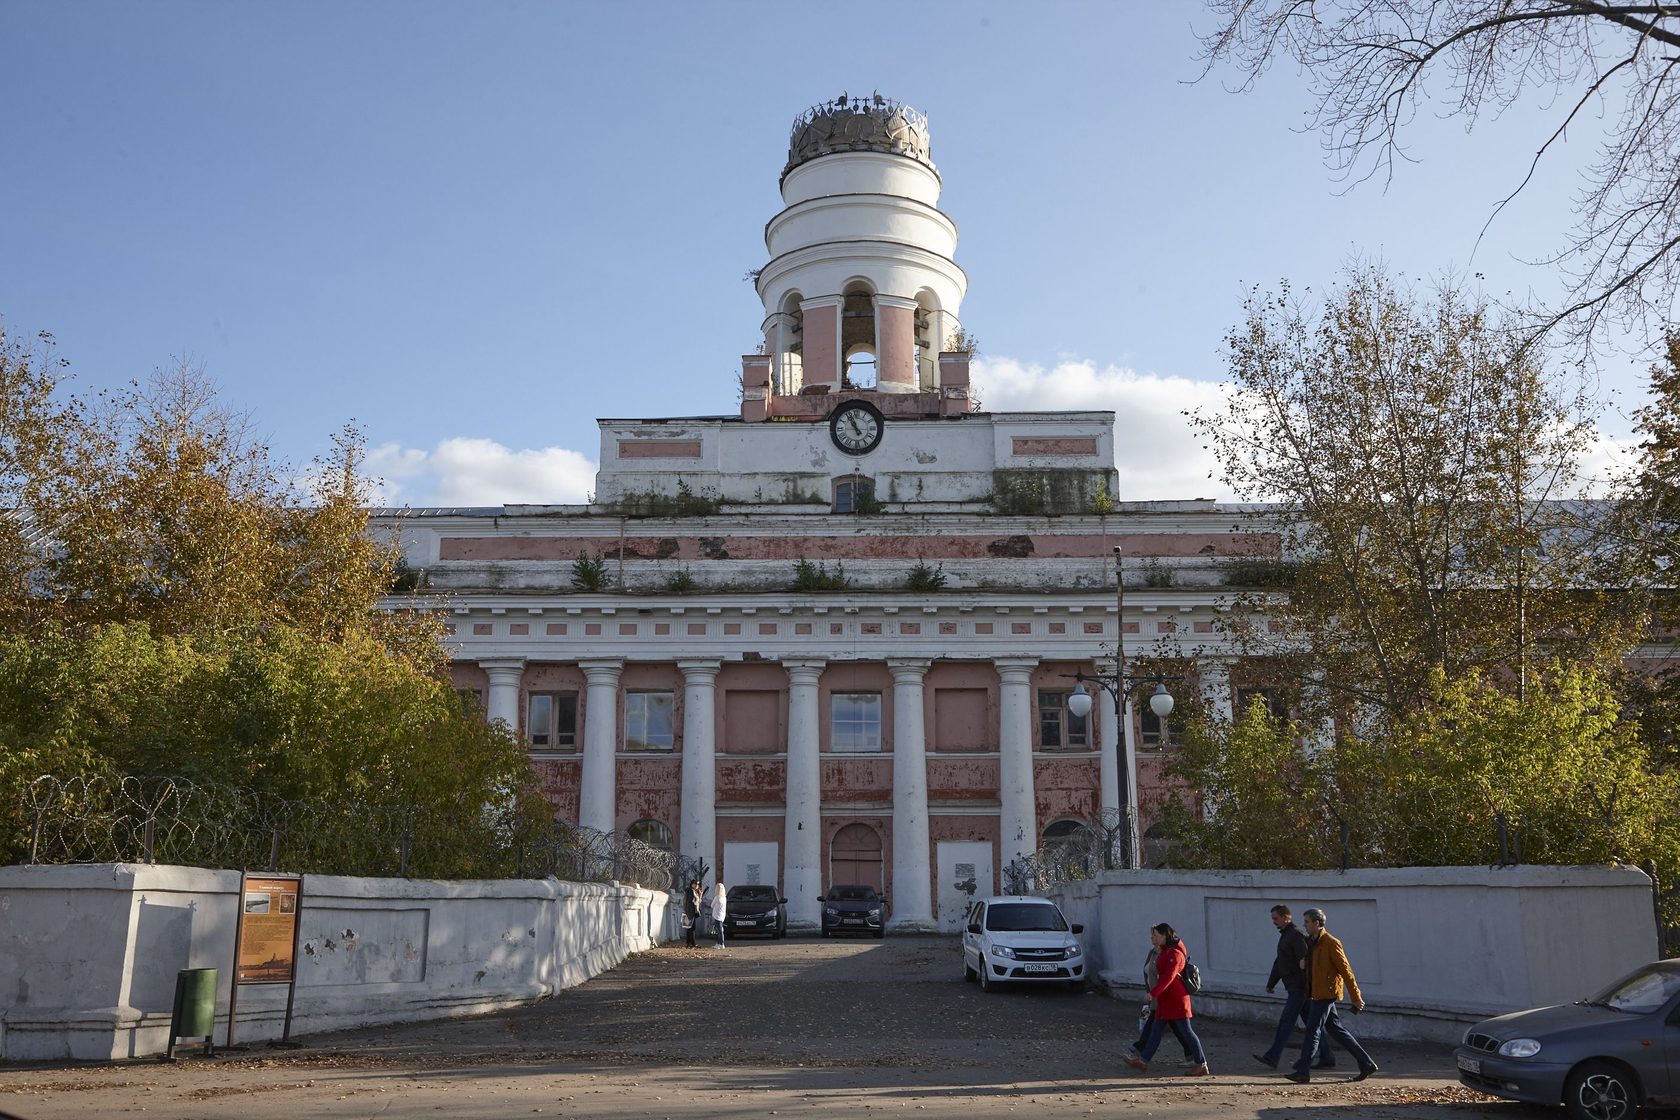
[
  {"xmin": 888, "ymin": 658, "xmax": 933, "ymax": 930},
  {"xmin": 799, "ymin": 297, "xmax": 842, "ymax": 391},
  {"xmin": 678, "ymin": 660, "xmax": 722, "ymax": 874},
  {"xmin": 782, "ymin": 659, "xmax": 826, "ymax": 927},
  {"xmin": 875, "ymin": 295, "xmax": 919, "ymax": 392},
  {"xmin": 579, "ymin": 659, "xmax": 623, "ymax": 835},
  {"xmin": 995, "ymin": 658, "xmax": 1040, "ymax": 870},
  {"xmin": 480, "ymin": 659, "xmax": 526, "ymax": 732}
]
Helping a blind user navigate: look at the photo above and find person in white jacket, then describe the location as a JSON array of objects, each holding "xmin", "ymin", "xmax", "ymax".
[{"xmin": 710, "ymin": 881, "xmax": 728, "ymax": 948}]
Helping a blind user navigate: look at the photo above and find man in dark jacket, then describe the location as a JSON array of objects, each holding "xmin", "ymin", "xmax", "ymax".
[{"xmin": 1253, "ymin": 904, "xmax": 1335, "ymax": 1070}]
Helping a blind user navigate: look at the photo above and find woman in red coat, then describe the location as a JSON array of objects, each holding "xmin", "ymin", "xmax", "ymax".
[{"xmin": 1124, "ymin": 923, "xmax": 1209, "ymax": 1075}]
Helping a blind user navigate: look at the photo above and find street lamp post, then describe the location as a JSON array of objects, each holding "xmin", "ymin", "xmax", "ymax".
[{"xmin": 1065, "ymin": 546, "xmax": 1175, "ymax": 870}]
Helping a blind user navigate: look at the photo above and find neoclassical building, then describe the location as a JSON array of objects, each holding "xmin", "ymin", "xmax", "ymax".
[{"xmin": 383, "ymin": 96, "xmax": 1272, "ymax": 931}]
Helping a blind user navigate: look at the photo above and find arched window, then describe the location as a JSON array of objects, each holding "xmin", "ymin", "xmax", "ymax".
[
  {"xmin": 627, "ymin": 819, "xmax": 673, "ymax": 853},
  {"xmin": 829, "ymin": 823, "xmax": 883, "ymax": 891},
  {"xmin": 833, "ymin": 474, "xmax": 875, "ymax": 513},
  {"xmin": 913, "ymin": 290, "xmax": 943, "ymax": 390},
  {"xmin": 775, "ymin": 291, "xmax": 805, "ymax": 395}
]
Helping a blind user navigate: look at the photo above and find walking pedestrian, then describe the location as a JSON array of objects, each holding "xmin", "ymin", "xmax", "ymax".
[
  {"xmin": 1253, "ymin": 904, "xmax": 1336, "ymax": 1070},
  {"xmin": 1125, "ymin": 934, "xmax": 1195, "ymax": 1066},
  {"xmin": 1122, "ymin": 923, "xmax": 1209, "ymax": 1077},
  {"xmin": 683, "ymin": 879, "xmax": 702, "ymax": 948},
  {"xmin": 710, "ymin": 880, "xmax": 728, "ymax": 948},
  {"xmin": 1287, "ymin": 907, "xmax": 1379, "ymax": 1083}
]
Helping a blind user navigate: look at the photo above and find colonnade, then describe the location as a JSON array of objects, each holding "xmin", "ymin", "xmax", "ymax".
[{"xmin": 476, "ymin": 655, "xmax": 1133, "ymax": 931}]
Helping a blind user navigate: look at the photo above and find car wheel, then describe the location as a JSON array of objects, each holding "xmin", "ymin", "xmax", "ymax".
[
  {"xmin": 979, "ymin": 964, "xmax": 995, "ymax": 992},
  {"xmin": 1564, "ymin": 1061, "xmax": 1637, "ymax": 1120}
]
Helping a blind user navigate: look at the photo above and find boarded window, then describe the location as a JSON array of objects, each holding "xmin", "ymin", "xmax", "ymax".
[
  {"xmin": 933, "ymin": 688, "xmax": 988, "ymax": 751},
  {"xmin": 725, "ymin": 689, "xmax": 781, "ymax": 754}
]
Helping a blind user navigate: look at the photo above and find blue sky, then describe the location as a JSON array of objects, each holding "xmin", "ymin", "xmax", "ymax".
[{"xmin": 1, "ymin": 1, "xmax": 1647, "ymax": 506}]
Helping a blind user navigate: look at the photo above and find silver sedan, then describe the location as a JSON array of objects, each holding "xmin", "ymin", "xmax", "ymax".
[{"xmin": 1454, "ymin": 959, "xmax": 1680, "ymax": 1120}]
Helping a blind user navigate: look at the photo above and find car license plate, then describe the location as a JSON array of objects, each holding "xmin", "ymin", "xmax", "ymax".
[
  {"xmin": 843, "ymin": 917, "xmax": 863, "ymax": 925},
  {"xmin": 1457, "ymin": 1056, "xmax": 1481, "ymax": 1075},
  {"xmin": 1023, "ymin": 963, "xmax": 1056, "ymax": 973}
]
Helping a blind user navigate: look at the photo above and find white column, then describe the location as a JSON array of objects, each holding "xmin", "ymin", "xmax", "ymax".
[
  {"xmin": 1098, "ymin": 673, "xmax": 1121, "ymax": 824},
  {"xmin": 1201, "ymin": 660, "xmax": 1234, "ymax": 725},
  {"xmin": 678, "ymin": 660, "xmax": 721, "ymax": 876},
  {"xmin": 888, "ymin": 658, "xmax": 933, "ymax": 931},
  {"xmin": 782, "ymin": 659, "xmax": 826, "ymax": 928},
  {"xmin": 579, "ymin": 659, "xmax": 623, "ymax": 835},
  {"xmin": 481, "ymin": 659, "xmax": 526, "ymax": 732},
  {"xmin": 994, "ymin": 658, "xmax": 1039, "ymax": 870}
]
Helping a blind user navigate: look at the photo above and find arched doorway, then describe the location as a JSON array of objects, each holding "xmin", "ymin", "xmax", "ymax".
[{"xmin": 829, "ymin": 823, "xmax": 883, "ymax": 891}]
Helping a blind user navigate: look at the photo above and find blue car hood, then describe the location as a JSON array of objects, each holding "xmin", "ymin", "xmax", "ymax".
[{"xmin": 1475, "ymin": 1002, "xmax": 1627, "ymax": 1037}]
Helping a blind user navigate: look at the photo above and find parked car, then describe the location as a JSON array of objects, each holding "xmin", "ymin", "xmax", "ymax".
[
  {"xmin": 962, "ymin": 895, "xmax": 1086, "ymax": 991},
  {"xmin": 820, "ymin": 884, "xmax": 886, "ymax": 937},
  {"xmin": 1454, "ymin": 958, "xmax": 1680, "ymax": 1120},
  {"xmin": 723, "ymin": 884, "xmax": 787, "ymax": 939}
]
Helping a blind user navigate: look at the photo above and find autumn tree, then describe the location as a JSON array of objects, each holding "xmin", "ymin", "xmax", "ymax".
[
  {"xmin": 1200, "ymin": 1, "xmax": 1680, "ymax": 348},
  {"xmin": 1190, "ymin": 265, "xmax": 1638, "ymax": 727}
]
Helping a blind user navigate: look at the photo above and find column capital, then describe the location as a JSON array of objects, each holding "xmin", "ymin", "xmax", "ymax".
[
  {"xmin": 781, "ymin": 658, "xmax": 827, "ymax": 685},
  {"xmin": 887, "ymin": 658, "xmax": 931, "ymax": 683},
  {"xmin": 992, "ymin": 657, "xmax": 1039, "ymax": 683},
  {"xmin": 678, "ymin": 659, "xmax": 723, "ymax": 682},
  {"xmin": 478, "ymin": 657, "xmax": 527, "ymax": 671},
  {"xmin": 579, "ymin": 658, "xmax": 624, "ymax": 684}
]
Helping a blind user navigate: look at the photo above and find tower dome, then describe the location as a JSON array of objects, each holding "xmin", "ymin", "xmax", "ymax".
[{"xmin": 755, "ymin": 94, "xmax": 968, "ymax": 402}]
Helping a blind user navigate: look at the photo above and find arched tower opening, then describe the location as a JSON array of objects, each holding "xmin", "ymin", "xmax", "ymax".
[
  {"xmin": 841, "ymin": 282, "xmax": 878, "ymax": 390},
  {"xmin": 770, "ymin": 291, "xmax": 805, "ymax": 396}
]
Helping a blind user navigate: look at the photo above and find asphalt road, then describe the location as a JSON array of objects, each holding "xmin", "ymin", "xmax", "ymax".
[{"xmin": 0, "ymin": 934, "xmax": 1560, "ymax": 1120}]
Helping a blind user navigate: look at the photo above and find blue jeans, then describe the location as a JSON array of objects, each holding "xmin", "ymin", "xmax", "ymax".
[
  {"xmin": 1295, "ymin": 1000, "xmax": 1374, "ymax": 1076},
  {"xmin": 1261, "ymin": 986, "xmax": 1334, "ymax": 1066},
  {"xmin": 1138, "ymin": 1016, "xmax": 1205, "ymax": 1066}
]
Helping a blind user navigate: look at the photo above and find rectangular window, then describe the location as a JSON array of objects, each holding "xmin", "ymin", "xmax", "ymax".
[
  {"xmin": 526, "ymin": 691, "xmax": 578, "ymax": 750},
  {"xmin": 625, "ymin": 691, "xmax": 675, "ymax": 750},
  {"xmin": 1139, "ymin": 705, "xmax": 1171, "ymax": 750},
  {"xmin": 1037, "ymin": 690, "xmax": 1088, "ymax": 750},
  {"xmin": 1236, "ymin": 687, "xmax": 1287, "ymax": 722},
  {"xmin": 833, "ymin": 477, "xmax": 874, "ymax": 514},
  {"xmin": 831, "ymin": 692, "xmax": 882, "ymax": 753}
]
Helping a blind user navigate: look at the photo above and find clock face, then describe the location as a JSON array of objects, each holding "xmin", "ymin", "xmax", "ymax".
[{"xmin": 830, "ymin": 401, "xmax": 884, "ymax": 454}]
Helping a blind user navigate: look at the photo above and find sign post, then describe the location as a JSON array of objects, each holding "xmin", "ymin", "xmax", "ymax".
[{"xmin": 227, "ymin": 873, "xmax": 303, "ymax": 1047}]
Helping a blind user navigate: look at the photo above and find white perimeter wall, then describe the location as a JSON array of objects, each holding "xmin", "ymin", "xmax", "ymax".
[
  {"xmin": 0, "ymin": 863, "xmax": 673, "ymax": 1061},
  {"xmin": 1051, "ymin": 864, "xmax": 1661, "ymax": 1044}
]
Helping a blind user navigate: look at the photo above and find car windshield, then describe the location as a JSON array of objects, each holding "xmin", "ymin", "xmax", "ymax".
[
  {"xmin": 985, "ymin": 902, "xmax": 1068, "ymax": 932},
  {"xmin": 728, "ymin": 886, "xmax": 777, "ymax": 901},
  {"xmin": 829, "ymin": 886, "xmax": 877, "ymax": 901},
  {"xmin": 1581, "ymin": 964, "xmax": 1680, "ymax": 1014}
]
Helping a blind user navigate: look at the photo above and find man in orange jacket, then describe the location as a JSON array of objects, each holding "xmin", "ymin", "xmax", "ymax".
[{"xmin": 1286, "ymin": 908, "xmax": 1379, "ymax": 1083}]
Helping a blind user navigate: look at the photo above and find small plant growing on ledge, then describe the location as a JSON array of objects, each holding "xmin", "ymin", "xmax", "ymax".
[
  {"xmin": 792, "ymin": 558, "xmax": 852, "ymax": 591},
  {"xmin": 1092, "ymin": 481, "xmax": 1115, "ymax": 515},
  {"xmin": 906, "ymin": 560, "xmax": 946, "ymax": 591},
  {"xmin": 571, "ymin": 550, "xmax": 608, "ymax": 591},
  {"xmin": 665, "ymin": 567, "xmax": 698, "ymax": 593}
]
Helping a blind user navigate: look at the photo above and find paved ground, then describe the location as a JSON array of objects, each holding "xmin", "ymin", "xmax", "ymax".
[{"xmin": 0, "ymin": 934, "xmax": 1572, "ymax": 1120}]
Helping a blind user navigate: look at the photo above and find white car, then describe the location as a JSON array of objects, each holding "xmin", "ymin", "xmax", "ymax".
[{"xmin": 961, "ymin": 895, "xmax": 1087, "ymax": 991}]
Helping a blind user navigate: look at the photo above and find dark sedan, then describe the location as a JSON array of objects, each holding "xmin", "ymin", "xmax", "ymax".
[
  {"xmin": 1455, "ymin": 958, "xmax": 1680, "ymax": 1120},
  {"xmin": 820, "ymin": 884, "xmax": 886, "ymax": 937},
  {"xmin": 723, "ymin": 884, "xmax": 787, "ymax": 939}
]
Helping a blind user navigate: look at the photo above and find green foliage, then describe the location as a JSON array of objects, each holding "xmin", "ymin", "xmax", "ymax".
[
  {"xmin": 906, "ymin": 561, "xmax": 947, "ymax": 592},
  {"xmin": 664, "ymin": 567, "xmax": 698, "ymax": 593},
  {"xmin": 1092, "ymin": 481, "xmax": 1115, "ymax": 515},
  {"xmin": 1164, "ymin": 664, "xmax": 1680, "ymax": 888},
  {"xmin": 0, "ymin": 622, "xmax": 544, "ymax": 872},
  {"xmin": 607, "ymin": 478, "xmax": 724, "ymax": 517},
  {"xmin": 1191, "ymin": 265, "xmax": 1637, "ymax": 723},
  {"xmin": 571, "ymin": 550, "xmax": 608, "ymax": 591},
  {"xmin": 792, "ymin": 558, "xmax": 851, "ymax": 591}
]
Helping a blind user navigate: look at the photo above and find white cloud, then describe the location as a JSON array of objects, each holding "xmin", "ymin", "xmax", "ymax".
[
  {"xmin": 973, "ymin": 356, "xmax": 1235, "ymax": 501},
  {"xmin": 366, "ymin": 438, "xmax": 597, "ymax": 507}
]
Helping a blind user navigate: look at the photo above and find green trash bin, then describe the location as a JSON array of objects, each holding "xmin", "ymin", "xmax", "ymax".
[{"xmin": 165, "ymin": 967, "xmax": 218, "ymax": 1059}]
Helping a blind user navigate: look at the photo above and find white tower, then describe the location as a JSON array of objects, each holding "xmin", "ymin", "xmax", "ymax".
[{"xmin": 754, "ymin": 94, "xmax": 968, "ymax": 401}]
